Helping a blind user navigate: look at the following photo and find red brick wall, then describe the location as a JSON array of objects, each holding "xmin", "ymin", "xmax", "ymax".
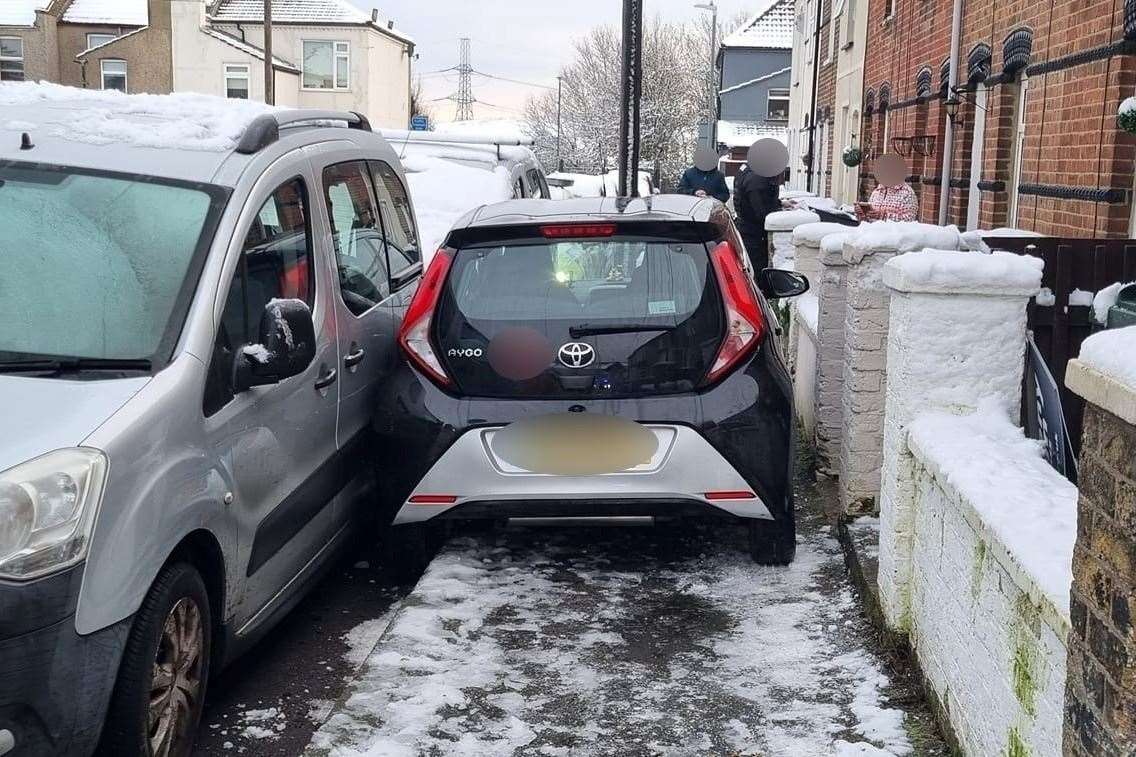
[{"xmin": 860, "ymin": 0, "xmax": 1136, "ymax": 236}]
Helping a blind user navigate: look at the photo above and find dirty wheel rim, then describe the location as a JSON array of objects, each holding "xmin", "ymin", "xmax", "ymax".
[{"xmin": 148, "ymin": 597, "xmax": 204, "ymax": 757}]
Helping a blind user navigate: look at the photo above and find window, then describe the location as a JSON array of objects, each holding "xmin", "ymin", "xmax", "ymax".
[
  {"xmin": 86, "ymin": 33, "xmax": 116, "ymax": 49},
  {"xmin": 205, "ymin": 179, "xmax": 314, "ymax": 415},
  {"xmin": 324, "ymin": 162, "xmax": 389, "ymax": 315},
  {"xmin": 767, "ymin": 89, "xmax": 790, "ymax": 121},
  {"xmin": 0, "ymin": 37, "xmax": 24, "ymax": 82},
  {"xmin": 527, "ymin": 168, "xmax": 550, "ymax": 199},
  {"xmin": 101, "ymin": 59, "xmax": 127, "ymax": 92},
  {"xmin": 303, "ymin": 40, "xmax": 349, "ymax": 90},
  {"xmin": 883, "ymin": 0, "xmax": 894, "ymax": 19},
  {"xmin": 370, "ymin": 161, "xmax": 421, "ymax": 272},
  {"xmin": 225, "ymin": 64, "xmax": 250, "ymax": 99}
]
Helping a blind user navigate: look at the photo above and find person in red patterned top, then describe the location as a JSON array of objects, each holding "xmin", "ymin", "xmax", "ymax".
[{"xmin": 855, "ymin": 153, "xmax": 918, "ymax": 222}]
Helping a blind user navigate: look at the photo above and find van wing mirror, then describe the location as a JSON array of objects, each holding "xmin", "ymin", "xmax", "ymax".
[
  {"xmin": 756, "ymin": 269, "xmax": 810, "ymax": 299},
  {"xmin": 234, "ymin": 299, "xmax": 317, "ymax": 392}
]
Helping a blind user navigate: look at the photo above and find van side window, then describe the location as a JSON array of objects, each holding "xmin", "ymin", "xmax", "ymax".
[
  {"xmin": 204, "ymin": 178, "xmax": 314, "ymax": 416},
  {"xmin": 369, "ymin": 160, "xmax": 421, "ymax": 270},
  {"xmin": 527, "ymin": 169, "xmax": 549, "ymax": 199},
  {"xmin": 323, "ymin": 161, "xmax": 388, "ymax": 316}
]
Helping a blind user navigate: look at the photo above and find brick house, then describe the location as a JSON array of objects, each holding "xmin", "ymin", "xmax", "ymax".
[
  {"xmin": 858, "ymin": 0, "xmax": 1136, "ymax": 236},
  {"xmin": 787, "ymin": 0, "xmax": 844, "ymax": 199}
]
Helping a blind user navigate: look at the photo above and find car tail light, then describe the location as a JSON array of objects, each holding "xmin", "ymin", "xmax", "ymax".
[
  {"xmin": 398, "ymin": 249, "xmax": 454, "ymax": 387},
  {"xmin": 540, "ymin": 223, "xmax": 617, "ymax": 238},
  {"xmin": 704, "ymin": 240, "xmax": 766, "ymax": 385}
]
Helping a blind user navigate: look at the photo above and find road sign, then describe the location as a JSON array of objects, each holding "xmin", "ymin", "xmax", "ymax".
[{"xmin": 410, "ymin": 115, "xmax": 429, "ymax": 131}]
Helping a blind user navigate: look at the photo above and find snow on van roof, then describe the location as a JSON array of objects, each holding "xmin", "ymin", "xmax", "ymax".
[
  {"xmin": 0, "ymin": 0, "xmax": 49, "ymax": 26},
  {"xmin": 0, "ymin": 82, "xmax": 275, "ymax": 153}
]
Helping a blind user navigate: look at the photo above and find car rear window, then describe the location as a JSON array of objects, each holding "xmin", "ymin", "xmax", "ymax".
[{"xmin": 434, "ymin": 233, "xmax": 723, "ymax": 398}]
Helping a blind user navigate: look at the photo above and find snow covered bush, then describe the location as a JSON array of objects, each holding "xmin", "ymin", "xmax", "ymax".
[{"xmin": 1118, "ymin": 96, "xmax": 1136, "ymax": 134}]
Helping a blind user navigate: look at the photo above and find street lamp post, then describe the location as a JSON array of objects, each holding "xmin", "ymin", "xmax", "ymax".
[
  {"xmin": 263, "ymin": 0, "xmax": 274, "ymax": 104},
  {"xmin": 695, "ymin": 1, "xmax": 717, "ymax": 150},
  {"xmin": 556, "ymin": 76, "xmax": 563, "ymax": 171}
]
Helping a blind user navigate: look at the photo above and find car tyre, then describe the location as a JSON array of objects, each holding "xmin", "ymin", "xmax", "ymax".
[
  {"xmin": 99, "ymin": 562, "xmax": 211, "ymax": 757},
  {"xmin": 746, "ymin": 518, "xmax": 796, "ymax": 565}
]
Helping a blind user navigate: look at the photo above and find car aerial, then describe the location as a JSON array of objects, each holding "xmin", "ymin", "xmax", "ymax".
[
  {"xmin": 0, "ymin": 88, "xmax": 422, "ymax": 757},
  {"xmin": 373, "ymin": 195, "xmax": 809, "ymax": 566}
]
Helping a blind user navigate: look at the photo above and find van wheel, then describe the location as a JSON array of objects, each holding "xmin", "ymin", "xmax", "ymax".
[
  {"xmin": 100, "ymin": 562, "xmax": 211, "ymax": 757},
  {"xmin": 746, "ymin": 519, "xmax": 796, "ymax": 565}
]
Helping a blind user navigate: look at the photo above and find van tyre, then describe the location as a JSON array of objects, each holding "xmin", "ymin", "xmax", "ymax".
[
  {"xmin": 746, "ymin": 518, "xmax": 796, "ymax": 565},
  {"xmin": 99, "ymin": 562, "xmax": 211, "ymax": 757}
]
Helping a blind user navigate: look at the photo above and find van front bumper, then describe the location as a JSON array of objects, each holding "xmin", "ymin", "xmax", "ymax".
[{"xmin": 0, "ymin": 565, "xmax": 130, "ymax": 757}]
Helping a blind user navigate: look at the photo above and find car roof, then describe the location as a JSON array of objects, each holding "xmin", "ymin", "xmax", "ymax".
[
  {"xmin": 453, "ymin": 195, "xmax": 720, "ymax": 230},
  {"xmin": 0, "ymin": 84, "xmax": 399, "ymax": 186}
]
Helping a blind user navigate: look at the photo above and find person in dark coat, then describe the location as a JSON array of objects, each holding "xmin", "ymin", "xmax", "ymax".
[
  {"xmin": 677, "ymin": 146, "xmax": 730, "ymax": 203},
  {"xmin": 733, "ymin": 138, "xmax": 789, "ymax": 271}
]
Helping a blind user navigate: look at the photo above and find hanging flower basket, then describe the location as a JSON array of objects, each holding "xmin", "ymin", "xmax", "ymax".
[
  {"xmin": 842, "ymin": 146, "xmax": 863, "ymax": 167},
  {"xmin": 1119, "ymin": 97, "xmax": 1136, "ymax": 134}
]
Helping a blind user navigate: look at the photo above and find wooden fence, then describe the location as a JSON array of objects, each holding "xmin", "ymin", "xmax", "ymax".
[{"xmin": 982, "ymin": 236, "xmax": 1136, "ymax": 454}]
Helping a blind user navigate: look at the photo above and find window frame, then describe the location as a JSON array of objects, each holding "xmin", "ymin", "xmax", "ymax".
[
  {"xmin": 0, "ymin": 36, "xmax": 25, "ymax": 82},
  {"xmin": 322, "ymin": 160, "xmax": 391, "ymax": 317},
  {"xmin": 86, "ymin": 32, "xmax": 117, "ymax": 50},
  {"xmin": 100, "ymin": 58, "xmax": 128, "ymax": 92},
  {"xmin": 204, "ymin": 176, "xmax": 315, "ymax": 415},
  {"xmin": 224, "ymin": 63, "xmax": 251, "ymax": 99},
  {"xmin": 301, "ymin": 39, "xmax": 350, "ymax": 91},
  {"xmin": 766, "ymin": 88, "xmax": 790, "ymax": 122},
  {"xmin": 367, "ymin": 159, "xmax": 422, "ymax": 293}
]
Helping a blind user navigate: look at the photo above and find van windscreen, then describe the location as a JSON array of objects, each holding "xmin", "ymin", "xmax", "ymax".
[{"xmin": 433, "ymin": 235, "xmax": 724, "ymax": 398}]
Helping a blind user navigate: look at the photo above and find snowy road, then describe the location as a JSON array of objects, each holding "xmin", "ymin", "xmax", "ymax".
[{"xmin": 307, "ymin": 479, "xmax": 946, "ymax": 756}]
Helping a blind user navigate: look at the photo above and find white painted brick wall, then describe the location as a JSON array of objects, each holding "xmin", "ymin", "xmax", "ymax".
[
  {"xmin": 907, "ymin": 455, "xmax": 1067, "ymax": 757},
  {"xmin": 813, "ymin": 238, "xmax": 851, "ymax": 476}
]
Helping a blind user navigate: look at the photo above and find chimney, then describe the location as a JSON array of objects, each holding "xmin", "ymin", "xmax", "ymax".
[{"xmin": 371, "ymin": 8, "xmax": 378, "ymax": 21}]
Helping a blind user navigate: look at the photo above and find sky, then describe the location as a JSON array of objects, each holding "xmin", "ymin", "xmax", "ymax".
[{"xmin": 352, "ymin": 0, "xmax": 755, "ymax": 124}]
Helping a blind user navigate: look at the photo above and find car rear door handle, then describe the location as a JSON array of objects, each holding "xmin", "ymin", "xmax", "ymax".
[
  {"xmin": 344, "ymin": 345, "xmax": 366, "ymax": 368},
  {"xmin": 314, "ymin": 366, "xmax": 337, "ymax": 391}
]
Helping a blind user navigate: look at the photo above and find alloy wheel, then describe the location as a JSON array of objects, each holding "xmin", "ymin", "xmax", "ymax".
[{"xmin": 147, "ymin": 597, "xmax": 204, "ymax": 757}]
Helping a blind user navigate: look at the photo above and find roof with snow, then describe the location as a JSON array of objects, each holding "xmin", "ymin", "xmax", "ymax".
[
  {"xmin": 721, "ymin": 0, "xmax": 794, "ymax": 50},
  {"xmin": 0, "ymin": 0, "xmax": 50, "ymax": 27},
  {"xmin": 208, "ymin": 0, "xmax": 414, "ymax": 43},
  {"xmin": 200, "ymin": 27, "xmax": 301, "ymax": 73},
  {"xmin": 62, "ymin": 0, "xmax": 148, "ymax": 25},
  {"xmin": 719, "ymin": 65, "xmax": 791, "ymax": 96}
]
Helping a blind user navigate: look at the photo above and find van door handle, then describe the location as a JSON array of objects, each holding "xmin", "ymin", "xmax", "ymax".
[
  {"xmin": 344, "ymin": 344, "xmax": 366, "ymax": 368},
  {"xmin": 314, "ymin": 366, "xmax": 338, "ymax": 391}
]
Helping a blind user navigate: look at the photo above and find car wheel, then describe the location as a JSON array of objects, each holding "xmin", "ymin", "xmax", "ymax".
[
  {"xmin": 99, "ymin": 562, "xmax": 211, "ymax": 757},
  {"xmin": 380, "ymin": 523, "xmax": 439, "ymax": 582},
  {"xmin": 746, "ymin": 518, "xmax": 796, "ymax": 565}
]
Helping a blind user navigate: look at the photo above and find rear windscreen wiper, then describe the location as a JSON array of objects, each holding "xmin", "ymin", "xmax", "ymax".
[
  {"xmin": 569, "ymin": 322, "xmax": 678, "ymax": 338},
  {"xmin": 0, "ymin": 357, "xmax": 153, "ymax": 374}
]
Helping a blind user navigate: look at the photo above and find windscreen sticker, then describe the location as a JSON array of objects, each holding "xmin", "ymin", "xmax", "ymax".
[{"xmin": 648, "ymin": 300, "xmax": 677, "ymax": 315}]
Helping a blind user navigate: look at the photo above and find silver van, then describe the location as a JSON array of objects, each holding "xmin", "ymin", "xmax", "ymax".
[{"xmin": 0, "ymin": 96, "xmax": 422, "ymax": 757}]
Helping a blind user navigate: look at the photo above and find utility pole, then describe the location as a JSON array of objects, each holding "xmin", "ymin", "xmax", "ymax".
[
  {"xmin": 696, "ymin": 1, "xmax": 717, "ymax": 149},
  {"xmin": 617, "ymin": 0, "xmax": 644, "ymax": 197},
  {"xmin": 263, "ymin": 0, "xmax": 274, "ymax": 104},
  {"xmin": 455, "ymin": 38, "xmax": 474, "ymax": 121},
  {"xmin": 555, "ymin": 76, "xmax": 563, "ymax": 171}
]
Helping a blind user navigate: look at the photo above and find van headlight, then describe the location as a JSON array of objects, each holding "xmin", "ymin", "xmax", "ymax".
[{"xmin": 0, "ymin": 448, "xmax": 108, "ymax": 581}]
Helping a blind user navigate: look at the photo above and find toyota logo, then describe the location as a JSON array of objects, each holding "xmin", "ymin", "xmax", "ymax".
[{"xmin": 558, "ymin": 342, "xmax": 596, "ymax": 368}]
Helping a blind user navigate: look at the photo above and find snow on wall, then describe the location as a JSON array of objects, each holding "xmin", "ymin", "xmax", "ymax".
[
  {"xmin": 883, "ymin": 250, "xmax": 1042, "ymax": 295},
  {"xmin": 905, "ymin": 407, "xmax": 1072, "ymax": 757},
  {"xmin": 1077, "ymin": 324, "xmax": 1136, "ymax": 390},
  {"xmin": 766, "ymin": 209, "xmax": 820, "ymax": 231}
]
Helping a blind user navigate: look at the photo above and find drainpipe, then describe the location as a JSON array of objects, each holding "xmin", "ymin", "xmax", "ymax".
[
  {"xmin": 939, "ymin": 0, "xmax": 963, "ymax": 225},
  {"xmin": 806, "ymin": 0, "xmax": 823, "ymax": 193}
]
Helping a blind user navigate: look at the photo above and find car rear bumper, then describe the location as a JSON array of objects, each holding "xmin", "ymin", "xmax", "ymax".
[
  {"xmin": 373, "ymin": 341, "xmax": 795, "ymax": 527},
  {"xmin": 392, "ymin": 424, "xmax": 773, "ymax": 524},
  {"xmin": 0, "ymin": 565, "xmax": 130, "ymax": 757}
]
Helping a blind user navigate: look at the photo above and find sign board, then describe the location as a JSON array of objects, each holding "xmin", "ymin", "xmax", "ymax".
[
  {"xmin": 410, "ymin": 115, "xmax": 429, "ymax": 131},
  {"xmin": 1024, "ymin": 333, "xmax": 1077, "ymax": 483}
]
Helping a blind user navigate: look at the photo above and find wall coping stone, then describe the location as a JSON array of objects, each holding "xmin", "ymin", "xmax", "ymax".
[
  {"xmin": 843, "ymin": 222, "xmax": 962, "ymax": 264},
  {"xmin": 766, "ymin": 209, "xmax": 820, "ymax": 231},
  {"xmin": 792, "ymin": 222, "xmax": 855, "ymax": 247},
  {"xmin": 1066, "ymin": 357, "xmax": 1136, "ymax": 426},
  {"xmin": 883, "ymin": 249, "xmax": 1043, "ymax": 296}
]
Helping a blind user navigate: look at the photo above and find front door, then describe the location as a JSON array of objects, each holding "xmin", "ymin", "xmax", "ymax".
[{"xmin": 202, "ymin": 172, "xmax": 340, "ymax": 630}]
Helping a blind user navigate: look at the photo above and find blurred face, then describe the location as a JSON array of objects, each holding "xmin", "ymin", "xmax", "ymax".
[
  {"xmin": 747, "ymin": 138, "xmax": 789, "ymax": 177},
  {"xmin": 876, "ymin": 153, "xmax": 906, "ymax": 186},
  {"xmin": 693, "ymin": 147, "xmax": 719, "ymax": 172}
]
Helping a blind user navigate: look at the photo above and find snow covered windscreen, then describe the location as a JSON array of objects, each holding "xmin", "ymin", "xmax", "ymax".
[
  {"xmin": 434, "ymin": 228, "xmax": 724, "ymax": 398},
  {"xmin": 0, "ymin": 163, "xmax": 226, "ymax": 366}
]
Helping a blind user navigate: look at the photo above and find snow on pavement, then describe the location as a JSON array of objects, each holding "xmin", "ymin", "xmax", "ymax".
[{"xmin": 307, "ymin": 500, "xmax": 919, "ymax": 755}]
